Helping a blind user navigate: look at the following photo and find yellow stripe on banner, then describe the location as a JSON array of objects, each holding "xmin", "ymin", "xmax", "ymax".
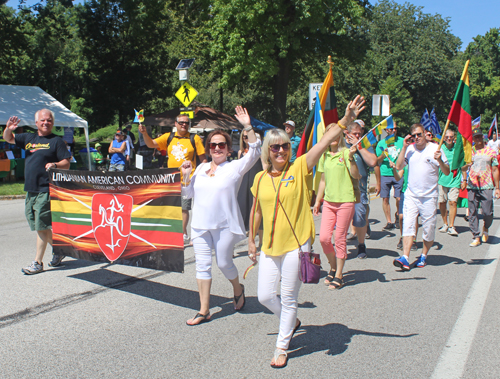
[{"xmin": 51, "ymin": 200, "xmax": 182, "ymax": 220}]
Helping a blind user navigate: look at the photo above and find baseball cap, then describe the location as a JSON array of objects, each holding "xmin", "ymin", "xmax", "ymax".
[
  {"xmin": 472, "ymin": 127, "xmax": 483, "ymax": 137},
  {"xmin": 115, "ymin": 130, "xmax": 123, "ymax": 135},
  {"xmin": 283, "ymin": 120, "xmax": 295, "ymax": 128},
  {"xmin": 95, "ymin": 143, "xmax": 101, "ymax": 148}
]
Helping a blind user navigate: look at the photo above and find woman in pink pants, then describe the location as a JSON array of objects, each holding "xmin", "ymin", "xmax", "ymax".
[{"xmin": 313, "ymin": 133, "xmax": 360, "ymax": 289}]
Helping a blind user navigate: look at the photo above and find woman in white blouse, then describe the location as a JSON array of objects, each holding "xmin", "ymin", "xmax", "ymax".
[{"xmin": 181, "ymin": 106, "xmax": 261, "ymax": 326}]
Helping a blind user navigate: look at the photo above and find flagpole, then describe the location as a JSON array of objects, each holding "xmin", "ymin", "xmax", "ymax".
[{"xmin": 438, "ymin": 119, "xmax": 451, "ymax": 149}]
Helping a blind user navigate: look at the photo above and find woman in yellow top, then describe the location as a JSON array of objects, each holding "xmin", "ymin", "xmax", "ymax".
[
  {"xmin": 248, "ymin": 95, "xmax": 365, "ymax": 368},
  {"xmin": 313, "ymin": 133, "xmax": 360, "ymax": 290}
]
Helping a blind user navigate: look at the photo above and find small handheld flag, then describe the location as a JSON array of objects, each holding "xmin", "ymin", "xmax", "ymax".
[
  {"xmin": 472, "ymin": 116, "xmax": 481, "ymax": 128},
  {"xmin": 134, "ymin": 109, "xmax": 145, "ymax": 123},
  {"xmin": 488, "ymin": 115, "xmax": 497, "ymax": 139},
  {"xmin": 430, "ymin": 108, "xmax": 442, "ymax": 135},
  {"xmin": 421, "ymin": 109, "xmax": 432, "ymax": 131},
  {"xmin": 358, "ymin": 115, "xmax": 393, "ymax": 149},
  {"xmin": 384, "ymin": 133, "xmax": 395, "ymax": 146}
]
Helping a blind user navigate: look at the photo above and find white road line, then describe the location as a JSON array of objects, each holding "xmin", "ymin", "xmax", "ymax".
[{"xmin": 431, "ymin": 226, "xmax": 500, "ymax": 379}]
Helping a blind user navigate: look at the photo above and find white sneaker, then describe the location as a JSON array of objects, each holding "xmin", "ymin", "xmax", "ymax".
[
  {"xmin": 183, "ymin": 234, "xmax": 190, "ymax": 244},
  {"xmin": 439, "ymin": 224, "xmax": 449, "ymax": 233},
  {"xmin": 447, "ymin": 226, "xmax": 458, "ymax": 236}
]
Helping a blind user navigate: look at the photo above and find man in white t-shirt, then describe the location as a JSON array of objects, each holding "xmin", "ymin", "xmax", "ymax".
[
  {"xmin": 487, "ymin": 132, "xmax": 500, "ymax": 154},
  {"xmin": 393, "ymin": 123, "xmax": 450, "ymax": 271}
]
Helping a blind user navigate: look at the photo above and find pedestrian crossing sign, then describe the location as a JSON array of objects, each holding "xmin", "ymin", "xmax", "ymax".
[{"xmin": 175, "ymin": 83, "xmax": 198, "ymax": 107}]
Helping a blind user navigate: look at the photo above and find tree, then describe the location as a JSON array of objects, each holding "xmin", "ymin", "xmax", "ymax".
[
  {"xmin": 465, "ymin": 28, "xmax": 500, "ymax": 123},
  {"xmin": 207, "ymin": 0, "xmax": 369, "ymax": 125}
]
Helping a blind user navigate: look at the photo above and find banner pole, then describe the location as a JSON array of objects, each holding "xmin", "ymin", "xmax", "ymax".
[{"xmin": 438, "ymin": 119, "xmax": 451, "ymax": 149}]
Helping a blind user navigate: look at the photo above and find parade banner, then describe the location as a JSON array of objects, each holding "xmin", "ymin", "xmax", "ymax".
[{"xmin": 49, "ymin": 168, "xmax": 184, "ymax": 272}]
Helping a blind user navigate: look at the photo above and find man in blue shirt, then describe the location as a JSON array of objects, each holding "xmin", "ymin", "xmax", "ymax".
[
  {"xmin": 108, "ymin": 129, "xmax": 127, "ymax": 171},
  {"xmin": 284, "ymin": 120, "xmax": 301, "ymax": 163}
]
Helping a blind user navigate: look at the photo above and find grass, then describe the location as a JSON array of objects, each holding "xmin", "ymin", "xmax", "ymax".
[{"xmin": 0, "ymin": 181, "xmax": 25, "ymax": 196}]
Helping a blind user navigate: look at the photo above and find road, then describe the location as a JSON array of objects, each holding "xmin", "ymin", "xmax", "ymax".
[{"xmin": 1, "ymin": 196, "xmax": 499, "ymax": 378}]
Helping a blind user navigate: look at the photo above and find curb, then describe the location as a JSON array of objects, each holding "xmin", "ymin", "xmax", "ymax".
[{"xmin": 0, "ymin": 195, "xmax": 26, "ymax": 200}]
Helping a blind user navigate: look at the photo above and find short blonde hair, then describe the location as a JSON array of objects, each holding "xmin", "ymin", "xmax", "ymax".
[{"xmin": 261, "ymin": 128, "xmax": 291, "ymax": 165}]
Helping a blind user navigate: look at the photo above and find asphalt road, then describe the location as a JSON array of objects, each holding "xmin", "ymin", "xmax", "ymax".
[{"xmin": 1, "ymin": 196, "xmax": 499, "ymax": 378}]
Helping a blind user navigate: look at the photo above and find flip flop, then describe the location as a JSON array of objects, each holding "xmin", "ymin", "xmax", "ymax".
[
  {"xmin": 186, "ymin": 312, "xmax": 211, "ymax": 326},
  {"xmin": 270, "ymin": 349, "xmax": 288, "ymax": 369},
  {"xmin": 292, "ymin": 319, "xmax": 302, "ymax": 338},
  {"xmin": 234, "ymin": 284, "xmax": 245, "ymax": 311}
]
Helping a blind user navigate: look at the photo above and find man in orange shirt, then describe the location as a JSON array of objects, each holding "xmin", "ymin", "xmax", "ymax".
[{"xmin": 139, "ymin": 114, "xmax": 206, "ymax": 243}]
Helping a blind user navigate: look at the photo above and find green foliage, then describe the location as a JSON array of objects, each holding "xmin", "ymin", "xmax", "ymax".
[
  {"xmin": 0, "ymin": 181, "xmax": 25, "ymax": 196},
  {"xmin": 465, "ymin": 28, "xmax": 500, "ymax": 124}
]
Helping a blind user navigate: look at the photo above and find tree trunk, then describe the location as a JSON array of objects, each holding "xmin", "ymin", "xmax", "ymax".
[{"xmin": 272, "ymin": 56, "xmax": 291, "ymax": 126}]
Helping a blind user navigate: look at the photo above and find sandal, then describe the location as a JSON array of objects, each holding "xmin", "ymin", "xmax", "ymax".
[
  {"xmin": 329, "ymin": 277, "xmax": 343, "ymax": 290},
  {"xmin": 270, "ymin": 349, "xmax": 288, "ymax": 368},
  {"xmin": 186, "ymin": 312, "xmax": 211, "ymax": 326},
  {"xmin": 234, "ymin": 284, "xmax": 245, "ymax": 311},
  {"xmin": 324, "ymin": 269, "xmax": 336, "ymax": 285}
]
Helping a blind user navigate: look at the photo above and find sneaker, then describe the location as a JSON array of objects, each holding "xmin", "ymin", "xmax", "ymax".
[
  {"xmin": 415, "ymin": 254, "xmax": 427, "ymax": 268},
  {"xmin": 22, "ymin": 261, "xmax": 43, "ymax": 275},
  {"xmin": 357, "ymin": 243, "xmax": 367, "ymax": 259},
  {"xmin": 447, "ymin": 226, "xmax": 458, "ymax": 237},
  {"xmin": 383, "ymin": 223, "xmax": 395, "ymax": 231},
  {"xmin": 396, "ymin": 238, "xmax": 403, "ymax": 250},
  {"xmin": 411, "ymin": 240, "xmax": 418, "ymax": 251},
  {"xmin": 469, "ymin": 238, "xmax": 481, "ymax": 247},
  {"xmin": 183, "ymin": 234, "xmax": 190, "ymax": 244},
  {"xmin": 439, "ymin": 224, "xmax": 449, "ymax": 233},
  {"xmin": 48, "ymin": 254, "xmax": 65, "ymax": 267},
  {"xmin": 393, "ymin": 256, "xmax": 410, "ymax": 271},
  {"xmin": 346, "ymin": 232, "xmax": 357, "ymax": 241},
  {"xmin": 464, "ymin": 215, "xmax": 469, "ymax": 222},
  {"xmin": 482, "ymin": 229, "xmax": 489, "ymax": 243},
  {"xmin": 366, "ymin": 224, "xmax": 371, "ymax": 239}
]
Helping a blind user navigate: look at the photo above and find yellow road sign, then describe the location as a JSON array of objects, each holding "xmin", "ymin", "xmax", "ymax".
[
  {"xmin": 180, "ymin": 111, "xmax": 194, "ymax": 119},
  {"xmin": 175, "ymin": 83, "xmax": 198, "ymax": 107}
]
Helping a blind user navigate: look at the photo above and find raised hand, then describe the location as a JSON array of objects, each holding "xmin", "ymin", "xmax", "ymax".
[
  {"xmin": 180, "ymin": 160, "xmax": 193, "ymax": 183},
  {"xmin": 235, "ymin": 106, "xmax": 251, "ymax": 129},
  {"xmin": 6, "ymin": 116, "xmax": 20, "ymax": 130},
  {"xmin": 344, "ymin": 95, "xmax": 366, "ymax": 123},
  {"xmin": 138, "ymin": 123, "xmax": 147, "ymax": 135}
]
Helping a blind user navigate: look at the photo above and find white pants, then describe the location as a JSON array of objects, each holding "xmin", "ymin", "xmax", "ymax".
[
  {"xmin": 258, "ymin": 239, "xmax": 310, "ymax": 350},
  {"xmin": 192, "ymin": 228, "xmax": 240, "ymax": 280},
  {"xmin": 403, "ymin": 194, "xmax": 438, "ymax": 242}
]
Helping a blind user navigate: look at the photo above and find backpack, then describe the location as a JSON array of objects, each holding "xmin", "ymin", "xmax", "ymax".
[{"xmin": 165, "ymin": 132, "xmax": 202, "ymax": 167}]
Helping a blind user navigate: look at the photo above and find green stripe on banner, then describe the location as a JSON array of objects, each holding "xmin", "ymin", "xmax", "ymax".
[
  {"xmin": 131, "ymin": 219, "xmax": 183, "ymax": 233},
  {"xmin": 51, "ymin": 211, "xmax": 91, "ymax": 225}
]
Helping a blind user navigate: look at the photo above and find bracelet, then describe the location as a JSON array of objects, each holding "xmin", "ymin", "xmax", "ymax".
[
  {"xmin": 54, "ymin": 163, "xmax": 57, "ymax": 168},
  {"xmin": 338, "ymin": 122, "xmax": 347, "ymax": 130},
  {"xmin": 243, "ymin": 126, "xmax": 253, "ymax": 132}
]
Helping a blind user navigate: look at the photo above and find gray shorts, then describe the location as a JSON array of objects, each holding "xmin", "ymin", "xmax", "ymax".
[
  {"xmin": 182, "ymin": 197, "xmax": 192, "ymax": 211},
  {"xmin": 380, "ymin": 176, "xmax": 403, "ymax": 199}
]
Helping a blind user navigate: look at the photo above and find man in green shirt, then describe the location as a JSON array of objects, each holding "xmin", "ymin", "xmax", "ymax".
[
  {"xmin": 375, "ymin": 124, "xmax": 404, "ymax": 230},
  {"xmin": 438, "ymin": 129, "xmax": 461, "ymax": 236}
]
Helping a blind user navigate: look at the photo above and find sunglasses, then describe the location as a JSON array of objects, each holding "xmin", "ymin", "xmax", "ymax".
[
  {"xmin": 269, "ymin": 143, "xmax": 291, "ymax": 153},
  {"xmin": 411, "ymin": 132, "xmax": 423, "ymax": 138},
  {"xmin": 177, "ymin": 121, "xmax": 189, "ymax": 126},
  {"xmin": 209, "ymin": 142, "xmax": 227, "ymax": 149},
  {"xmin": 445, "ymin": 136, "xmax": 454, "ymax": 139},
  {"xmin": 242, "ymin": 135, "xmax": 248, "ymax": 139}
]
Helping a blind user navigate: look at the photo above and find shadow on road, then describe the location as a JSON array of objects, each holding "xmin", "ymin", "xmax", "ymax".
[
  {"xmin": 286, "ymin": 323, "xmax": 417, "ymax": 358},
  {"xmin": 342, "ymin": 269, "xmax": 389, "ymax": 287},
  {"xmin": 346, "ymin": 248, "xmax": 399, "ymax": 259},
  {"xmin": 428, "ymin": 254, "xmax": 466, "ymax": 266}
]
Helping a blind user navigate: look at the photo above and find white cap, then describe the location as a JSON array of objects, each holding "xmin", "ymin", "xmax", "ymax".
[{"xmin": 284, "ymin": 120, "xmax": 295, "ymax": 128}]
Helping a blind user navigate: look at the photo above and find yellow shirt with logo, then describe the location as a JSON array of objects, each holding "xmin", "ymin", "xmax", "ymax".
[
  {"xmin": 155, "ymin": 132, "xmax": 205, "ymax": 178},
  {"xmin": 251, "ymin": 155, "xmax": 314, "ymax": 256}
]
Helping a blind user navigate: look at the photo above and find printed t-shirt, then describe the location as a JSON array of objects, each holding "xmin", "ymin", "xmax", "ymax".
[
  {"xmin": 376, "ymin": 136, "xmax": 404, "ymax": 176},
  {"xmin": 438, "ymin": 144, "xmax": 461, "ymax": 188},
  {"xmin": 251, "ymin": 155, "xmax": 314, "ymax": 256},
  {"xmin": 155, "ymin": 132, "xmax": 205, "ymax": 178},
  {"xmin": 318, "ymin": 149, "xmax": 356, "ymax": 203},
  {"xmin": 467, "ymin": 146, "xmax": 498, "ymax": 190},
  {"xmin": 290, "ymin": 135, "xmax": 301, "ymax": 163},
  {"xmin": 14, "ymin": 133, "xmax": 71, "ymax": 193},
  {"xmin": 347, "ymin": 143, "xmax": 374, "ymax": 195},
  {"xmin": 404, "ymin": 142, "xmax": 448, "ymax": 198}
]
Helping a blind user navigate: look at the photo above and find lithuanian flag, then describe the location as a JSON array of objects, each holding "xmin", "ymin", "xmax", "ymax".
[
  {"xmin": 296, "ymin": 64, "xmax": 338, "ymax": 157},
  {"xmin": 448, "ymin": 60, "xmax": 472, "ymax": 170}
]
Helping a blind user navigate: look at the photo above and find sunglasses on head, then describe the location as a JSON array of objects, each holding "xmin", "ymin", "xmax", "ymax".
[
  {"xmin": 269, "ymin": 143, "xmax": 291, "ymax": 153},
  {"xmin": 209, "ymin": 142, "xmax": 227, "ymax": 149},
  {"xmin": 411, "ymin": 132, "xmax": 423, "ymax": 138}
]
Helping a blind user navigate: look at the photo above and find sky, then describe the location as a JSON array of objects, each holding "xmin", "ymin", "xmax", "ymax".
[{"xmin": 5, "ymin": 0, "xmax": 500, "ymax": 49}]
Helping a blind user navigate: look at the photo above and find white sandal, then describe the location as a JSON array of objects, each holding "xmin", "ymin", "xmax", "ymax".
[{"xmin": 271, "ymin": 349, "xmax": 288, "ymax": 368}]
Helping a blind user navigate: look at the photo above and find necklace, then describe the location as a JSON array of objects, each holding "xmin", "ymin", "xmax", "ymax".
[{"xmin": 207, "ymin": 163, "xmax": 219, "ymax": 177}]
